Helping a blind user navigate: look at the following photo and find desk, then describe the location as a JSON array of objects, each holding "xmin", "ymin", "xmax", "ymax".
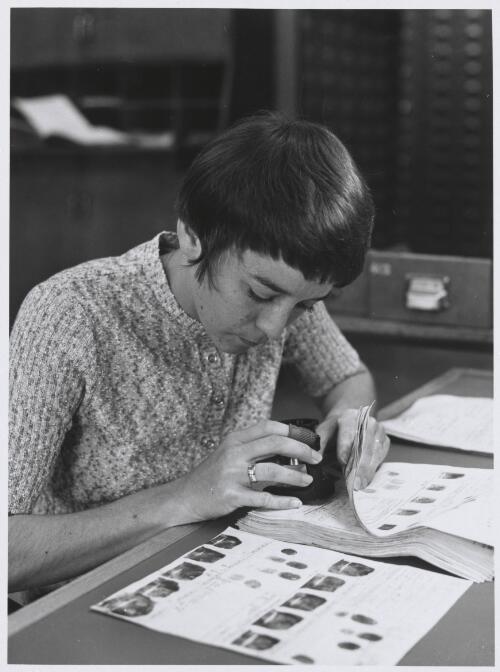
[{"xmin": 8, "ymin": 367, "xmax": 493, "ymax": 665}]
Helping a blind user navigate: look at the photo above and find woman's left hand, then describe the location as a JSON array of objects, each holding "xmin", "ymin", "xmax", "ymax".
[{"xmin": 316, "ymin": 409, "xmax": 390, "ymax": 489}]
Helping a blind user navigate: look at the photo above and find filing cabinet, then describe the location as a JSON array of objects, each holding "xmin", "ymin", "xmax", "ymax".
[
  {"xmin": 327, "ymin": 250, "xmax": 492, "ymax": 343},
  {"xmin": 367, "ymin": 251, "xmax": 492, "ymax": 329}
]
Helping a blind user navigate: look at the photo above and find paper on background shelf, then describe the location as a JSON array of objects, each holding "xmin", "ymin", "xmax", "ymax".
[
  {"xmin": 91, "ymin": 527, "xmax": 471, "ymax": 666},
  {"xmin": 380, "ymin": 395, "xmax": 493, "ymax": 455},
  {"xmin": 13, "ymin": 95, "xmax": 175, "ymax": 149},
  {"xmin": 13, "ymin": 95, "xmax": 129, "ymax": 145}
]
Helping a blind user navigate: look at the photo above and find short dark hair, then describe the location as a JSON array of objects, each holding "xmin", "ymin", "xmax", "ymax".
[{"xmin": 176, "ymin": 111, "xmax": 374, "ymax": 287}]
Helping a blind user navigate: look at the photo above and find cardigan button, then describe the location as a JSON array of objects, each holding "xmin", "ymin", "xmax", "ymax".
[
  {"xmin": 213, "ymin": 394, "xmax": 225, "ymax": 407},
  {"xmin": 207, "ymin": 352, "xmax": 220, "ymax": 365}
]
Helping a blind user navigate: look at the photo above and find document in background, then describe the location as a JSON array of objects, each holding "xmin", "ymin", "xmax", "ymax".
[
  {"xmin": 381, "ymin": 395, "xmax": 493, "ymax": 454},
  {"xmin": 91, "ymin": 527, "xmax": 470, "ymax": 666},
  {"xmin": 13, "ymin": 95, "xmax": 128, "ymax": 145},
  {"xmin": 13, "ymin": 95, "xmax": 175, "ymax": 148}
]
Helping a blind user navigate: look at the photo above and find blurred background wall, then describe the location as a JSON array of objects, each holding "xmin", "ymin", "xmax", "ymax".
[{"xmin": 10, "ymin": 8, "xmax": 493, "ymax": 396}]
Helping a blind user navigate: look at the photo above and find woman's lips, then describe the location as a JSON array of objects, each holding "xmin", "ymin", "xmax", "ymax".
[{"xmin": 238, "ymin": 335, "xmax": 262, "ymax": 346}]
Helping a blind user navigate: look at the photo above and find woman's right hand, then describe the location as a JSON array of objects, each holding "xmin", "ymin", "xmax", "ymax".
[{"xmin": 173, "ymin": 420, "xmax": 323, "ymax": 523}]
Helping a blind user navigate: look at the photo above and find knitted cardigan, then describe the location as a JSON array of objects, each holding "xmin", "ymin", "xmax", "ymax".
[{"xmin": 9, "ymin": 232, "xmax": 361, "ymax": 515}]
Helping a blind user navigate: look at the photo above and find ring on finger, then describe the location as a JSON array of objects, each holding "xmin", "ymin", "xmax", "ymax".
[{"xmin": 247, "ymin": 463, "xmax": 258, "ymax": 485}]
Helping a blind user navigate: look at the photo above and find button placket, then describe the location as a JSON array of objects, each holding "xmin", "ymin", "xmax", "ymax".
[
  {"xmin": 203, "ymin": 348, "xmax": 226, "ymax": 411},
  {"xmin": 200, "ymin": 345, "xmax": 227, "ymax": 453}
]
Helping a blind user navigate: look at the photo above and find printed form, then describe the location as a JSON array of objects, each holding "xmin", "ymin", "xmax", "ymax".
[
  {"xmin": 92, "ymin": 527, "xmax": 470, "ymax": 665},
  {"xmin": 381, "ymin": 395, "xmax": 493, "ymax": 454},
  {"xmin": 352, "ymin": 462, "xmax": 493, "ymax": 539}
]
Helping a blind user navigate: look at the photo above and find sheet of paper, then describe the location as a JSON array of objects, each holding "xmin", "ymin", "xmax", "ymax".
[
  {"xmin": 13, "ymin": 95, "xmax": 129, "ymax": 145},
  {"xmin": 426, "ymin": 489, "xmax": 494, "ymax": 546},
  {"xmin": 344, "ymin": 402, "xmax": 373, "ymax": 503},
  {"xmin": 381, "ymin": 395, "xmax": 493, "ymax": 454},
  {"xmin": 91, "ymin": 527, "xmax": 470, "ymax": 665},
  {"xmin": 352, "ymin": 462, "xmax": 492, "ymax": 538}
]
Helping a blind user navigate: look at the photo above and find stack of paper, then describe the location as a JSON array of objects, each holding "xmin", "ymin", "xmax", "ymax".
[{"xmin": 238, "ymin": 462, "xmax": 493, "ymax": 582}]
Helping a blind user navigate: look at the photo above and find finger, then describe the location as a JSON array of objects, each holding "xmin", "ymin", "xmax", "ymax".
[
  {"xmin": 333, "ymin": 410, "xmax": 361, "ymax": 465},
  {"xmin": 254, "ymin": 462, "xmax": 313, "ymax": 488},
  {"xmin": 230, "ymin": 420, "xmax": 290, "ymax": 443},
  {"xmin": 315, "ymin": 427, "xmax": 329, "ymax": 452},
  {"xmin": 315, "ymin": 420, "xmax": 338, "ymax": 453},
  {"xmin": 336, "ymin": 427, "xmax": 355, "ymax": 466},
  {"xmin": 356, "ymin": 433, "xmax": 391, "ymax": 488},
  {"xmin": 244, "ymin": 435, "xmax": 323, "ymax": 464},
  {"xmin": 242, "ymin": 489, "xmax": 303, "ymax": 510},
  {"xmin": 338, "ymin": 416, "xmax": 384, "ymax": 488},
  {"xmin": 375, "ymin": 435, "xmax": 391, "ymax": 469}
]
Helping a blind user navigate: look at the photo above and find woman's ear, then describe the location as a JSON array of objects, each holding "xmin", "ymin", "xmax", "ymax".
[{"xmin": 177, "ymin": 219, "xmax": 202, "ymax": 262}]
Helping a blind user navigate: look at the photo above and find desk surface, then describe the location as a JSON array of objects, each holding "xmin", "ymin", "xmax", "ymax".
[{"xmin": 8, "ymin": 367, "xmax": 494, "ymax": 665}]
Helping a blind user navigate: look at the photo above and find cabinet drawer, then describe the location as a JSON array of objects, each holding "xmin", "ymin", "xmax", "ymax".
[{"xmin": 368, "ymin": 251, "xmax": 492, "ymax": 329}]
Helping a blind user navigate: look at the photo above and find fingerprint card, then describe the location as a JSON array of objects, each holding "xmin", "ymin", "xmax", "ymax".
[
  {"xmin": 352, "ymin": 462, "xmax": 492, "ymax": 537},
  {"xmin": 91, "ymin": 527, "xmax": 470, "ymax": 665}
]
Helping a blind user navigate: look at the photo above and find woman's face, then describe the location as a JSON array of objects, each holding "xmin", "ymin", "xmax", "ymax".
[{"xmin": 190, "ymin": 248, "xmax": 334, "ymax": 354}]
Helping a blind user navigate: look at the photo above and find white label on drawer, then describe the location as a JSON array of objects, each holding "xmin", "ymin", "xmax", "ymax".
[
  {"xmin": 406, "ymin": 276, "xmax": 449, "ymax": 311},
  {"xmin": 406, "ymin": 292, "xmax": 446, "ymax": 311},
  {"xmin": 370, "ymin": 261, "xmax": 392, "ymax": 276}
]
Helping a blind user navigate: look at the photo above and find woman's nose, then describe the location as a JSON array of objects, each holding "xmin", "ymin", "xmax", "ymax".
[{"xmin": 255, "ymin": 304, "xmax": 291, "ymax": 340}]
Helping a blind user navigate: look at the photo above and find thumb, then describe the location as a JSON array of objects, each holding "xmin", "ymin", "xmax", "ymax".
[{"xmin": 315, "ymin": 418, "xmax": 340, "ymax": 454}]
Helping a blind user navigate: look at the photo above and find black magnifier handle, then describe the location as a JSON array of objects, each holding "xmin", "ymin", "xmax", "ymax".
[
  {"xmin": 287, "ymin": 424, "xmax": 319, "ymax": 465},
  {"xmin": 265, "ymin": 418, "xmax": 335, "ymax": 504}
]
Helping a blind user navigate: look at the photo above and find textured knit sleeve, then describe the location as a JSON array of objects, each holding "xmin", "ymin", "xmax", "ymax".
[
  {"xmin": 282, "ymin": 301, "xmax": 362, "ymax": 398},
  {"xmin": 9, "ymin": 284, "xmax": 98, "ymax": 514}
]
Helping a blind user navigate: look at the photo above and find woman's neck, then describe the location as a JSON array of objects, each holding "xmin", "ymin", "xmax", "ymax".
[{"xmin": 160, "ymin": 248, "xmax": 199, "ymax": 320}]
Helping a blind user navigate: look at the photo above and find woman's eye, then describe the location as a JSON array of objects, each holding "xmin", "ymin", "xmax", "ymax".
[
  {"xmin": 247, "ymin": 288, "xmax": 315, "ymax": 312},
  {"xmin": 248, "ymin": 288, "xmax": 273, "ymax": 303}
]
